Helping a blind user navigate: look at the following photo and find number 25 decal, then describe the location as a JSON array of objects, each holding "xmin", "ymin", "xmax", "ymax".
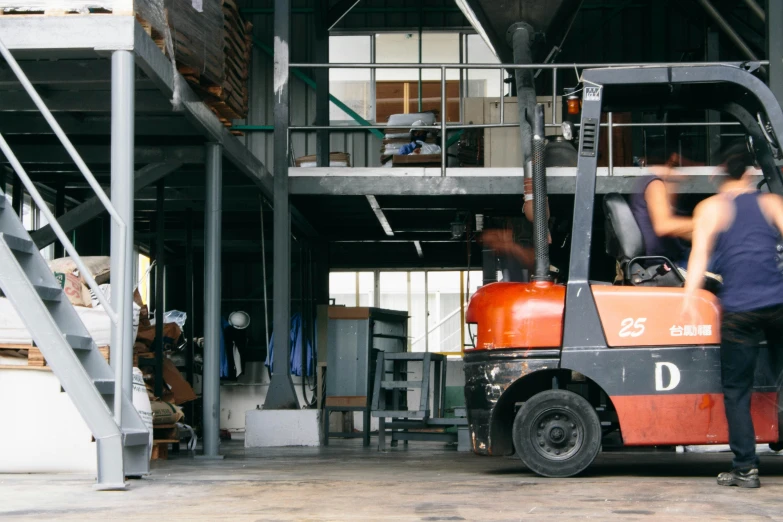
[{"xmin": 619, "ymin": 317, "xmax": 646, "ymax": 338}]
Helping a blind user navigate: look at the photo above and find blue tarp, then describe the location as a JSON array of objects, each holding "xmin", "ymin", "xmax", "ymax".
[
  {"xmin": 219, "ymin": 318, "xmax": 229, "ymax": 378},
  {"xmin": 265, "ymin": 313, "xmax": 315, "ymax": 376}
]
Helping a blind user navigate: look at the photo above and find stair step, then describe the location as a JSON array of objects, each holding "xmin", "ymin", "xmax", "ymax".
[
  {"xmin": 123, "ymin": 429, "xmax": 151, "ymax": 447},
  {"xmin": 381, "ymin": 381, "xmax": 422, "ymax": 389},
  {"xmin": 372, "ymin": 410, "xmax": 429, "ymax": 418},
  {"xmin": 0, "ymin": 232, "xmax": 34, "ymax": 254},
  {"xmin": 65, "ymin": 334, "xmax": 93, "ymax": 351},
  {"xmin": 33, "ymin": 284, "xmax": 62, "ymax": 302},
  {"xmin": 383, "ymin": 353, "xmax": 446, "ymax": 361},
  {"xmin": 93, "ymin": 378, "xmax": 115, "ymax": 395},
  {"xmin": 0, "ymin": 195, "xmax": 6, "ymax": 208}
]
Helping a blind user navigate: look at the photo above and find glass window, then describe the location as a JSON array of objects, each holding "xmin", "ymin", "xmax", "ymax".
[
  {"xmin": 329, "ymin": 36, "xmax": 372, "ymax": 122},
  {"xmin": 426, "ymin": 271, "xmax": 462, "ymax": 353},
  {"xmin": 329, "ymin": 272, "xmax": 357, "ymax": 307},
  {"xmin": 357, "ymin": 271, "xmax": 374, "ymax": 306},
  {"xmin": 375, "ymin": 32, "xmax": 461, "ymax": 122},
  {"xmin": 465, "ymin": 34, "xmax": 504, "ymax": 99},
  {"xmin": 409, "ymin": 271, "xmax": 426, "ymax": 352},
  {"xmin": 463, "ymin": 270, "xmax": 483, "ymax": 350}
]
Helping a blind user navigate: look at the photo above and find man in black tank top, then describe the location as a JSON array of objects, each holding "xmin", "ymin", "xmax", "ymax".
[{"xmin": 683, "ymin": 141, "xmax": 783, "ymax": 489}]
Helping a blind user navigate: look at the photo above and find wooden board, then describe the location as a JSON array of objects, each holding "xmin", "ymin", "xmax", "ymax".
[
  {"xmin": 328, "ymin": 306, "xmax": 371, "ymax": 320},
  {"xmin": 392, "ymin": 154, "xmax": 441, "ymax": 166},
  {"xmin": 325, "ymin": 396, "xmax": 367, "ymax": 408},
  {"xmin": 27, "ymin": 345, "xmax": 109, "ymax": 367}
]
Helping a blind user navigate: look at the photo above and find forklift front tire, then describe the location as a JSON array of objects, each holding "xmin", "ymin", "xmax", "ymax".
[{"xmin": 512, "ymin": 389, "xmax": 602, "ymax": 478}]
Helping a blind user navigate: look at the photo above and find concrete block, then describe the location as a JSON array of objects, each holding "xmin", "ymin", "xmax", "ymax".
[{"xmin": 245, "ymin": 409, "xmax": 323, "ymax": 447}]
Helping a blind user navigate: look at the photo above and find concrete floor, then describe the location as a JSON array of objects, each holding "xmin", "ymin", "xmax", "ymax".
[{"xmin": 1, "ymin": 439, "xmax": 783, "ymax": 521}]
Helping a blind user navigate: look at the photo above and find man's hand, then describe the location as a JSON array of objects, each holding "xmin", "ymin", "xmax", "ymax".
[
  {"xmin": 680, "ymin": 293, "xmax": 702, "ymax": 327},
  {"xmin": 482, "ymin": 229, "xmax": 515, "ymax": 253},
  {"xmin": 482, "ymin": 229, "xmax": 535, "ymax": 268}
]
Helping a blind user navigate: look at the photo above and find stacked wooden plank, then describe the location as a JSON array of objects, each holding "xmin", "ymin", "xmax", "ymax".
[{"xmin": 137, "ymin": 0, "xmax": 251, "ymax": 128}]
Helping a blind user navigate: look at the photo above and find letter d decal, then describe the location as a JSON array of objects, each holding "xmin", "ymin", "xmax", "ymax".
[{"xmin": 655, "ymin": 362, "xmax": 681, "ymax": 391}]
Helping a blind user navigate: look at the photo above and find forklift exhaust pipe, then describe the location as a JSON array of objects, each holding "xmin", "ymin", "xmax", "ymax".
[
  {"xmin": 508, "ymin": 23, "xmax": 536, "ymax": 205},
  {"xmin": 532, "ymin": 103, "xmax": 550, "ymax": 281}
]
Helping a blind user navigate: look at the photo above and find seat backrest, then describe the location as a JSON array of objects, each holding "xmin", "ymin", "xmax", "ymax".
[{"xmin": 603, "ymin": 193, "xmax": 645, "ymax": 263}]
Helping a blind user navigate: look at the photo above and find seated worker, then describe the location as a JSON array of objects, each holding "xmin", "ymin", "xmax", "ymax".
[
  {"xmin": 630, "ymin": 159, "xmax": 693, "ymax": 266},
  {"xmin": 398, "ymin": 121, "xmax": 432, "ymax": 155}
]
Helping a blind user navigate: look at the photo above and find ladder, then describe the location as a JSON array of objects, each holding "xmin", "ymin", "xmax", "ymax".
[
  {"xmin": 372, "ymin": 352, "xmax": 440, "ymax": 450},
  {"xmin": 0, "ymin": 34, "xmax": 150, "ymax": 489},
  {"xmin": 0, "ymin": 188, "xmax": 150, "ymax": 488}
]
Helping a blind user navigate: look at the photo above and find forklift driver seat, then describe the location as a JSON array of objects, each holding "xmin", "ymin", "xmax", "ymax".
[{"xmin": 603, "ymin": 193, "xmax": 685, "ymax": 287}]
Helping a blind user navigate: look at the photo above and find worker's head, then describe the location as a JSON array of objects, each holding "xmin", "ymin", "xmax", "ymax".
[{"xmin": 719, "ymin": 138, "xmax": 757, "ymax": 180}]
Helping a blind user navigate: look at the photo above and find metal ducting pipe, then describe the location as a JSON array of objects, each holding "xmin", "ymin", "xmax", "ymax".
[
  {"xmin": 507, "ymin": 22, "xmax": 536, "ymax": 216},
  {"xmin": 532, "ymin": 104, "xmax": 550, "ymax": 281}
]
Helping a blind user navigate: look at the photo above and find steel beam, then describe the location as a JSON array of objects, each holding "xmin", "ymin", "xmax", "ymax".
[
  {"xmin": 767, "ymin": 0, "xmax": 783, "ymax": 104},
  {"xmin": 289, "ymin": 170, "xmax": 744, "ymax": 195},
  {"xmin": 0, "ymin": 145, "xmax": 203, "ymax": 165},
  {"xmin": 0, "ymin": 59, "xmax": 152, "ymax": 87},
  {"xmin": 202, "ymin": 143, "xmax": 224, "ymax": 458},
  {"xmin": 696, "ymin": 0, "xmax": 759, "ymax": 62},
  {"xmin": 0, "ymin": 114, "xmax": 201, "ymax": 136},
  {"xmin": 0, "ymin": 90, "xmax": 172, "ymax": 112},
  {"xmin": 31, "ymin": 162, "xmax": 181, "ymax": 248},
  {"xmin": 315, "ymin": 0, "xmax": 330, "ymax": 167},
  {"xmin": 327, "ymin": 0, "xmax": 362, "ymax": 30},
  {"xmin": 0, "ymin": 15, "xmax": 134, "ymax": 52},
  {"xmin": 745, "ymin": 0, "xmax": 765, "ymax": 21},
  {"xmin": 109, "ymin": 50, "xmax": 135, "ymax": 404},
  {"xmin": 263, "ymin": 0, "xmax": 299, "ymax": 410}
]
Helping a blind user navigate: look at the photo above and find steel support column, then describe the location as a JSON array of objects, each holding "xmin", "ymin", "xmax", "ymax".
[
  {"xmin": 767, "ymin": 0, "xmax": 783, "ymax": 104},
  {"xmin": 185, "ymin": 206, "xmax": 195, "ymax": 425},
  {"xmin": 706, "ymin": 30, "xmax": 722, "ymax": 164},
  {"xmin": 110, "ymin": 50, "xmax": 135, "ymax": 400},
  {"xmin": 153, "ymin": 180, "xmax": 165, "ymax": 398},
  {"xmin": 54, "ymin": 179, "xmax": 65, "ymax": 258},
  {"xmin": 11, "ymin": 172, "xmax": 21, "ymax": 217},
  {"xmin": 264, "ymin": 0, "xmax": 299, "ymax": 410},
  {"xmin": 315, "ymin": 0, "xmax": 330, "ymax": 167},
  {"xmin": 202, "ymin": 143, "xmax": 224, "ymax": 458}
]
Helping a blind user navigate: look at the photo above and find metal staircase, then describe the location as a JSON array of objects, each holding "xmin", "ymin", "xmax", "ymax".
[{"xmin": 0, "ymin": 35, "xmax": 150, "ymax": 489}]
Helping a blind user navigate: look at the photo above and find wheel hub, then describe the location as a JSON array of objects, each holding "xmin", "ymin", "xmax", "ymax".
[{"xmin": 532, "ymin": 408, "xmax": 583, "ymax": 461}]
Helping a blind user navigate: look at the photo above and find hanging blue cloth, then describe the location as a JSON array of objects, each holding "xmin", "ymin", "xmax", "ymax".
[
  {"xmin": 219, "ymin": 318, "xmax": 229, "ymax": 378},
  {"xmin": 265, "ymin": 313, "xmax": 314, "ymax": 376}
]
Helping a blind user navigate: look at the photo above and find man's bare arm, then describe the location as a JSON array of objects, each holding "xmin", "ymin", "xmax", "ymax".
[
  {"xmin": 683, "ymin": 199, "xmax": 723, "ymax": 302},
  {"xmin": 645, "ymin": 179, "xmax": 693, "ymax": 240}
]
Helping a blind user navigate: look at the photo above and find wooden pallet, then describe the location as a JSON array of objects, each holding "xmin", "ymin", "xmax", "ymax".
[
  {"xmin": 27, "ymin": 345, "xmax": 109, "ymax": 367},
  {"xmin": 136, "ymin": 1, "xmax": 252, "ymax": 126},
  {"xmin": 0, "ymin": 344, "xmax": 109, "ymax": 367},
  {"xmin": 0, "ymin": 8, "xmax": 112, "ymax": 16},
  {"xmin": 151, "ymin": 423, "xmax": 179, "ymax": 460}
]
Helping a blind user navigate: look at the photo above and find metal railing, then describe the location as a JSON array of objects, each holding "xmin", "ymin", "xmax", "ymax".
[
  {"xmin": 287, "ymin": 60, "xmax": 769, "ymax": 176},
  {"xmin": 0, "ymin": 36, "xmax": 128, "ymax": 425}
]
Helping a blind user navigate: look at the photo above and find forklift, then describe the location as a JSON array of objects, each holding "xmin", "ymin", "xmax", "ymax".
[{"xmin": 463, "ymin": 63, "xmax": 783, "ymax": 477}]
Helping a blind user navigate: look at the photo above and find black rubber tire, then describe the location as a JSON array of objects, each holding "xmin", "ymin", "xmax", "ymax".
[
  {"xmin": 769, "ymin": 441, "xmax": 783, "ymax": 452},
  {"xmin": 512, "ymin": 389, "xmax": 602, "ymax": 478}
]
